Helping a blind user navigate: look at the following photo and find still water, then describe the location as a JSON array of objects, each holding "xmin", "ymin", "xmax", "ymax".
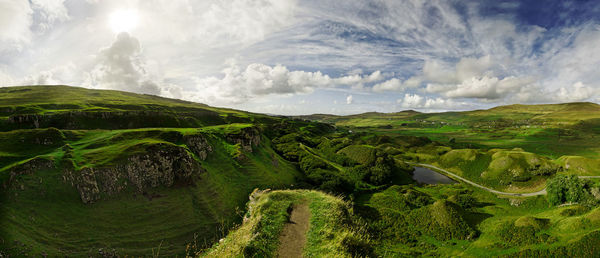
[{"xmin": 412, "ymin": 166, "xmax": 455, "ymax": 184}]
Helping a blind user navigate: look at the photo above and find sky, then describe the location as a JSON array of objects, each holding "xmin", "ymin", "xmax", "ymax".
[{"xmin": 1, "ymin": 0, "xmax": 600, "ymax": 115}]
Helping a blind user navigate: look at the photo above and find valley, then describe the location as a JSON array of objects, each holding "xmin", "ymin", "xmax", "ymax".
[{"xmin": 1, "ymin": 86, "xmax": 600, "ymax": 257}]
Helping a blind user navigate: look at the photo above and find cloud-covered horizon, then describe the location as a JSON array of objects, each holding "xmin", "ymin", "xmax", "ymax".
[{"xmin": 1, "ymin": 0, "xmax": 600, "ymax": 115}]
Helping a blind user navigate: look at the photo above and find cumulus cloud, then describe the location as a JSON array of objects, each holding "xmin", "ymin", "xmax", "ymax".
[
  {"xmin": 188, "ymin": 63, "xmax": 389, "ymax": 105},
  {"xmin": 346, "ymin": 95, "xmax": 353, "ymax": 104},
  {"xmin": 372, "ymin": 76, "xmax": 422, "ymax": 92},
  {"xmin": 85, "ymin": 32, "xmax": 161, "ymax": 95},
  {"xmin": 418, "ymin": 55, "xmax": 537, "ymax": 101},
  {"xmin": 555, "ymin": 82, "xmax": 597, "ymax": 102},
  {"xmin": 422, "ymin": 55, "xmax": 494, "ymax": 85},
  {"xmin": 333, "ymin": 71, "xmax": 384, "ymax": 89},
  {"xmin": 439, "ymin": 76, "xmax": 536, "ymax": 100},
  {"xmin": 397, "ymin": 93, "xmax": 467, "ymax": 110}
]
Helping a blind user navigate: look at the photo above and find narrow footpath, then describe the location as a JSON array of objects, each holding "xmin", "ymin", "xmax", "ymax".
[{"xmin": 277, "ymin": 202, "xmax": 311, "ymax": 258}]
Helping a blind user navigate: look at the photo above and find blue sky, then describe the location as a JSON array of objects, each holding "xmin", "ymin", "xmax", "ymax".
[{"xmin": 1, "ymin": 0, "xmax": 600, "ymax": 115}]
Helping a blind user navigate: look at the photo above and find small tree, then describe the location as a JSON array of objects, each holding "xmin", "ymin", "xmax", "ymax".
[{"xmin": 546, "ymin": 174, "xmax": 590, "ymax": 205}]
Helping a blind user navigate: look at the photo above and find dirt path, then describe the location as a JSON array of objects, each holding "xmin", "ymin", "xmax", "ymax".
[{"xmin": 277, "ymin": 202, "xmax": 311, "ymax": 258}]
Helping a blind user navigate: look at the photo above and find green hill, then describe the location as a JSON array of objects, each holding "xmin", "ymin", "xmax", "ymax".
[
  {"xmin": 0, "ymin": 86, "xmax": 305, "ymax": 256},
  {"xmin": 2, "ymin": 86, "xmax": 600, "ymax": 257},
  {"xmin": 300, "ymin": 102, "xmax": 600, "ymax": 158}
]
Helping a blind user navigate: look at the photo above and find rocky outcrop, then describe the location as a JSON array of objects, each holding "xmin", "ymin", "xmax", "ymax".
[
  {"xmin": 226, "ymin": 127, "xmax": 261, "ymax": 152},
  {"xmin": 4, "ymin": 157, "xmax": 55, "ymax": 189},
  {"xmin": 184, "ymin": 134, "xmax": 213, "ymax": 160},
  {"xmin": 63, "ymin": 144, "xmax": 205, "ymax": 203}
]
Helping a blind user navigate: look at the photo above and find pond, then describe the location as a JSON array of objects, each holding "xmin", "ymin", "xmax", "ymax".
[{"xmin": 412, "ymin": 166, "xmax": 455, "ymax": 184}]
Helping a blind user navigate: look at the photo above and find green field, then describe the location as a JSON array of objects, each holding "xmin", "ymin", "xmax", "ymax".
[{"xmin": 2, "ymin": 86, "xmax": 600, "ymax": 257}]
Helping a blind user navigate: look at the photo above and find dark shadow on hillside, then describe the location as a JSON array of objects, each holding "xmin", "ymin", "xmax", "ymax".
[
  {"xmin": 463, "ymin": 211, "xmax": 493, "ymax": 229},
  {"xmin": 472, "ymin": 201, "xmax": 495, "ymax": 208}
]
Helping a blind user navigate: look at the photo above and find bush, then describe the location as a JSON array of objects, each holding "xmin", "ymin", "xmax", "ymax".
[{"xmin": 546, "ymin": 174, "xmax": 593, "ymax": 206}]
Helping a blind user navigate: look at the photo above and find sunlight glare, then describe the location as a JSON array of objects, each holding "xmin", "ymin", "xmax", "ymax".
[{"xmin": 109, "ymin": 9, "xmax": 139, "ymax": 33}]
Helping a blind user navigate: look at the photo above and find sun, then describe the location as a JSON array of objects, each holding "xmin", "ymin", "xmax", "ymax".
[{"xmin": 108, "ymin": 9, "xmax": 139, "ymax": 33}]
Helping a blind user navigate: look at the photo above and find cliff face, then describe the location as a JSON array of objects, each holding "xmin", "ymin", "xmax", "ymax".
[
  {"xmin": 5, "ymin": 127, "xmax": 264, "ymax": 204},
  {"xmin": 184, "ymin": 134, "xmax": 213, "ymax": 160},
  {"xmin": 63, "ymin": 144, "xmax": 206, "ymax": 203},
  {"xmin": 226, "ymin": 126, "xmax": 262, "ymax": 152},
  {"xmin": 1, "ymin": 110, "xmax": 226, "ymax": 131}
]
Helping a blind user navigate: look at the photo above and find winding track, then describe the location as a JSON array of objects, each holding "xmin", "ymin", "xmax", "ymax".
[
  {"xmin": 296, "ymin": 144, "xmax": 600, "ymax": 197},
  {"xmin": 412, "ymin": 163, "xmax": 600, "ymax": 197},
  {"xmin": 410, "ymin": 163, "xmax": 548, "ymax": 197}
]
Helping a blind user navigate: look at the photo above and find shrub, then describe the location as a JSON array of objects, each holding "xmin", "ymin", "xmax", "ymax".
[{"xmin": 546, "ymin": 174, "xmax": 593, "ymax": 206}]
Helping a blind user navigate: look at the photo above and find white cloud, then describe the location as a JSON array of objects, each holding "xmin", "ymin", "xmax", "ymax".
[
  {"xmin": 442, "ymin": 76, "xmax": 535, "ymax": 100},
  {"xmin": 372, "ymin": 76, "xmax": 422, "ymax": 92},
  {"xmin": 187, "ymin": 63, "xmax": 393, "ymax": 105},
  {"xmin": 85, "ymin": 32, "xmax": 161, "ymax": 95},
  {"xmin": 422, "ymin": 55, "xmax": 494, "ymax": 85},
  {"xmin": 0, "ymin": 0, "xmax": 33, "ymax": 52},
  {"xmin": 555, "ymin": 82, "xmax": 597, "ymax": 102},
  {"xmin": 372, "ymin": 78, "xmax": 402, "ymax": 92},
  {"xmin": 397, "ymin": 93, "xmax": 467, "ymax": 110},
  {"xmin": 346, "ymin": 95, "xmax": 353, "ymax": 104},
  {"xmin": 0, "ymin": 69, "xmax": 15, "ymax": 86},
  {"xmin": 31, "ymin": 0, "xmax": 69, "ymax": 31},
  {"xmin": 419, "ymin": 55, "xmax": 536, "ymax": 101}
]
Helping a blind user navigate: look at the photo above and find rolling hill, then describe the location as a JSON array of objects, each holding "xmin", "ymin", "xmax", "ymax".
[
  {"xmin": 2, "ymin": 85, "xmax": 600, "ymax": 257},
  {"xmin": 0, "ymin": 85, "xmax": 307, "ymax": 256}
]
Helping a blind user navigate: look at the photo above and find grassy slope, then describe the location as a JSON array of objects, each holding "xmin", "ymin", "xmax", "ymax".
[
  {"xmin": 0, "ymin": 86, "xmax": 303, "ymax": 256},
  {"xmin": 202, "ymin": 189, "xmax": 370, "ymax": 258},
  {"xmin": 300, "ymin": 102, "xmax": 600, "ymax": 159},
  {"xmin": 356, "ymin": 182, "xmax": 600, "ymax": 257},
  {"xmin": 0, "ymin": 128, "xmax": 302, "ymax": 256}
]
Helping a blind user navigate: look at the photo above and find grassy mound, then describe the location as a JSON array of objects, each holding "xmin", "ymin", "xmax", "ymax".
[
  {"xmin": 356, "ymin": 185, "xmax": 479, "ymax": 256},
  {"xmin": 514, "ymin": 216, "xmax": 549, "ymax": 230},
  {"xmin": 483, "ymin": 149, "xmax": 558, "ymax": 182},
  {"xmin": 409, "ymin": 200, "xmax": 477, "ymax": 241},
  {"xmin": 337, "ymin": 145, "xmax": 375, "ymax": 165},
  {"xmin": 202, "ymin": 189, "xmax": 370, "ymax": 258},
  {"xmin": 558, "ymin": 156, "xmax": 600, "ymax": 176}
]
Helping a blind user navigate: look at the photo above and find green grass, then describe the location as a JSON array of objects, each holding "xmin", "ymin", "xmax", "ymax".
[
  {"xmin": 302, "ymin": 102, "xmax": 600, "ymax": 159},
  {"xmin": 202, "ymin": 189, "xmax": 370, "ymax": 257},
  {"xmin": 3, "ymin": 86, "xmax": 600, "ymax": 257},
  {"xmin": 0, "ymin": 130, "xmax": 301, "ymax": 256},
  {"xmin": 337, "ymin": 145, "xmax": 375, "ymax": 165},
  {"xmin": 0, "ymin": 86, "xmax": 303, "ymax": 256}
]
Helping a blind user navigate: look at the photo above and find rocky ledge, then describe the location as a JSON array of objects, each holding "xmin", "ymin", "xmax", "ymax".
[
  {"xmin": 63, "ymin": 143, "xmax": 207, "ymax": 203},
  {"xmin": 225, "ymin": 126, "xmax": 262, "ymax": 152}
]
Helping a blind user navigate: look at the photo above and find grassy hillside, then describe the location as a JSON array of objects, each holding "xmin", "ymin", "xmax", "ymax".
[
  {"xmin": 2, "ymin": 86, "xmax": 600, "ymax": 257},
  {"xmin": 0, "ymin": 86, "xmax": 306, "ymax": 256},
  {"xmin": 0, "ymin": 85, "xmax": 277, "ymax": 131},
  {"xmin": 299, "ymin": 102, "xmax": 600, "ymax": 159}
]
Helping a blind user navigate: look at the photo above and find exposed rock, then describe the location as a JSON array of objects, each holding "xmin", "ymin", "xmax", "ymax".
[
  {"xmin": 226, "ymin": 127, "xmax": 261, "ymax": 152},
  {"xmin": 3, "ymin": 109, "xmax": 224, "ymax": 130},
  {"xmin": 184, "ymin": 134, "xmax": 213, "ymax": 160},
  {"xmin": 6, "ymin": 157, "xmax": 55, "ymax": 188},
  {"xmin": 63, "ymin": 144, "xmax": 205, "ymax": 203}
]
